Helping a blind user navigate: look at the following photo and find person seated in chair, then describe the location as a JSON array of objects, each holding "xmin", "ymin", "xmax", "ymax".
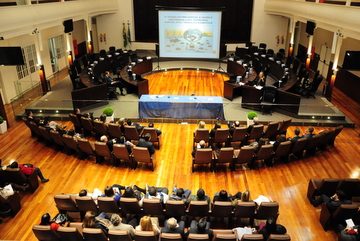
[
  {"xmin": 210, "ymin": 122, "xmax": 221, "ymax": 138},
  {"xmin": 311, "ymin": 190, "xmax": 351, "ymax": 212},
  {"xmin": 148, "ymin": 122, "xmax": 162, "ymax": 136},
  {"xmin": 136, "ymin": 133, "xmax": 155, "ymax": 155},
  {"xmin": 258, "ymin": 217, "xmax": 287, "ymax": 241},
  {"xmin": 227, "ymin": 120, "xmax": 241, "ymax": 135},
  {"xmin": 103, "ymin": 71, "xmax": 126, "ymax": 96},
  {"xmin": 189, "ymin": 188, "xmax": 210, "ymax": 204},
  {"xmin": 302, "ymin": 126, "xmax": 316, "ymax": 139},
  {"xmin": 246, "ymin": 117, "xmax": 260, "ymax": 135},
  {"xmin": 185, "ymin": 218, "xmax": 213, "ymax": 241},
  {"xmin": 138, "ymin": 186, "xmax": 169, "ymax": 206},
  {"xmin": 254, "ymin": 71, "xmax": 266, "ymax": 86},
  {"xmin": 8, "ymin": 161, "xmax": 49, "ymax": 183},
  {"xmin": 288, "ymin": 128, "xmax": 302, "ymax": 146},
  {"xmin": 100, "ymin": 135, "xmax": 119, "ymax": 152},
  {"xmin": 161, "ymin": 217, "xmax": 185, "ymax": 237},
  {"xmin": 108, "ymin": 213, "xmax": 137, "ymax": 238},
  {"xmin": 169, "ymin": 187, "xmax": 191, "ymax": 206},
  {"xmin": 126, "ymin": 119, "xmax": 144, "ymax": 133},
  {"xmin": 191, "ymin": 140, "xmax": 211, "ymax": 157}
]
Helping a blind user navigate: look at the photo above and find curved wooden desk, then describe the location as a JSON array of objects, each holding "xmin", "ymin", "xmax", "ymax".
[{"xmin": 119, "ymin": 58, "xmax": 152, "ymax": 97}]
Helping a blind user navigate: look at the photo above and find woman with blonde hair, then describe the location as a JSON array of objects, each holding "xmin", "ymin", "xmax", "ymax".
[
  {"xmin": 83, "ymin": 211, "xmax": 111, "ymax": 235},
  {"xmin": 136, "ymin": 215, "xmax": 160, "ymax": 234}
]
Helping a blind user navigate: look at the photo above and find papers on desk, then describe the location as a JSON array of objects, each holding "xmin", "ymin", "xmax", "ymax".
[
  {"xmin": 174, "ymin": 97, "xmax": 179, "ymax": 99},
  {"xmin": 207, "ymin": 98, "xmax": 213, "ymax": 100},
  {"xmin": 255, "ymin": 86, "xmax": 263, "ymax": 90}
]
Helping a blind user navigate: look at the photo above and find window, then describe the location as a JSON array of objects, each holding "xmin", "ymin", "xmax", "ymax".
[{"xmin": 16, "ymin": 44, "xmax": 38, "ymax": 80}]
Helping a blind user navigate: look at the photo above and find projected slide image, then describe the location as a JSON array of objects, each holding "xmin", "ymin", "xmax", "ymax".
[{"xmin": 159, "ymin": 10, "xmax": 222, "ymax": 59}]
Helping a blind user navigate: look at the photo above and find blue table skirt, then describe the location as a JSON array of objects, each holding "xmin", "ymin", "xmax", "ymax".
[{"xmin": 139, "ymin": 95, "xmax": 225, "ymax": 120}]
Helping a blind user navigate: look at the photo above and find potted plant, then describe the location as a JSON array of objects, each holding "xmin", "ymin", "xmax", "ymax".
[
  {"xmin": 103, "ymin": 107, "xmax": 114, "ymax": 123},
  {"xmin": 0, "ymin": 116, "xmax": 7, "ymax": 134},
  {"xmin": 247, "ymin": 111, "xmax": 258, "ymax": 126}
]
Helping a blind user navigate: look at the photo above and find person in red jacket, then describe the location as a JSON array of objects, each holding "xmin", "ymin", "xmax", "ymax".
[{"xmin": 9, "ymin": 161, "xmax": 49, "ymax": 183}]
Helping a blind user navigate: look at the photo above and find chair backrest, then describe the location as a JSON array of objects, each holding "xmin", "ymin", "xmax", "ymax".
[
  {"xmin": 256, "ymin": 144, "xmax": 274, "ymax": 160},
  {"xmin": 113, "ymin": 144, "xmax": 132, "ymax": 160},
  {"xmin": 108, "ymin": 230, "xmax": 133, "ymax": 241},
  {"xmin": 248, "ymin": 125, "xmax": 264, "ymax": 140},
  {"xmin": 142, "ymin": 198, "xmax": 164, "ymax": 216},
  {"xmin": 261, "ymin": 86, "xmax": 277, "ymax": 103},
  {"xmin": 187, "ymin": 200, "xmax": 210, "ymax": 218},
  {"xmin": 267, "ymin": 234, "xmax": 291, "ymax": 241},
  {"xmin": 124, "ymin": 125, "xmax": 140, "ymax": 141},
  {"xmin": 62, "ymin": 134, "xmax": 78, "ymax": 151},
  {"xmin": 30, "ymin": 121, "xmax": 42, "ymax": 137},
  {"xmin": 263, "ymin": 122, "xmax": 279, "ymax": 139},
  {"xmin": 328, "ymin": 125, "xmax": 343, "ymax": 146},
  {"xmin": 317, "ymin": 178, "xmax": 341, "ymax": 197},
  {"xmin": 94, "ymin": 141, "xmax": 113, "ymax": 158},
  {"xmin": 57, "ymin": 226, "xmax": 84, "ymax": 241},
  {"xmin": 213, "ymin": 128, "xmax": 230, "ymax": 143},
  {"xmin": 54, "ymin": 194, "xmax": 79, "ymax": 213},
  {"xmin": 93, "ymin": 120, "xmax": 108, "ymax": 136},
  {"xmin": 97, "ymin": 196, "xmax": 120, "ymax": 213},
  {"xmin": 234, "ymin": 146, "xmax": 255, "ymax": 165},
  {"xmin": 216, "ymin": 147, "xmax": 235, "ymax": 164},
  {"xmin": 274, "ymin": 141, "xmax": 291, "ymax": 158},
  {"xmin": 214, "ymin": 233, "xmax": 236, "ymax": 241},
  {"xmin": 75, "ymin": 196, "xmax": 99, "ymax": 214},
  {"xmin": 233, "ymin": 202, "xmax": 256, "ymax": 218},
  {"xmin": 120, "ymin": 197, "xmax": 142, "ymax": 215},
  {"xmin": 255, "ymin": 202, "xmax": 279, "ymax": 220},
  {"xmin": 4, "ymin": 167, "xmax": 27, "ymax": 185},
  {"xmin": 337, "ymin": 178, "xmax": 360, "ymax": 199},
  {"xmin": 134, "ymin": 231, "xmax": 158, "ymax": 241},
  {"xmin": 108, "ymin": 123, "xmax": 123, "ymax": 139},
  {"xmin": 80, "ymin": 117, "xmax": 94, "ymax": 132},
  {"xmin": 49, "ymin": 130, "xmax": 65, "ymax": 147},
  {"xmin": 194, "ymin": 148, "xmax": 213, "ymax": 164},
  {"xmin": 141, "ymin": 127, "xmax": 158, "ymax": 141},
  {"xmin": 194, "ymin": 129, "xmax": 210, "ymax": 143},
  {"xmin": 290, "ymin": 138, "xmax": 308, "ymax": 154},
  {"xmin": 160, "ymin": 233, "xmax": 183, "ymax": 241},
  {"xmin": 187, "ymin": 233, "xmax": 209, "ymax": 241},
  {"xmin": 332, "ymin": 204, "xmax": 359, "ymax": 223},
  {"xmin": 83, "ymin": 228, "xmax": 108, "ymax": 241},
  {"xmin": 39, "ymin": 126, "xmax": 53, "ymax": 142},
  {"xmin": 32, "ymin": 224, "xmax": 60, "ymax": 241},
  {"xmin": 132, "ymin": 146, "xmax": 151, "ymax": 163},
  {"xmin": 69, "ymin": 113, "xmax": 82, "ymax": 129},
  {"xmin": 240, "ymin": 234, "xmax": 264, "ymax": 241},
  {"xmin": 165, "ymin": 200, "xmax": 187, "ymax": 217},
  {"xmin": 231, "ymin": 127, "xmax": 247, "ymax": 142},
  {"xmin": 77, "ymin": 138, "xmax": 95, "ymax": 156},
  {"xmin": 305, "ymin": 134, "xmax": 323, "ymax": 151},
  {"xmin": 211, "ymin": 201, "xmax": 233, "ymax": 217},
  {"xmin": 277, "ymin": 119, "xmax": 292, "ymax": 135}
]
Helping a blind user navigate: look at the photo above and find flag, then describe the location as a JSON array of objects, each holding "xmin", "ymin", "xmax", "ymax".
[
  {"xmin": 123, "ymin": 23, "xmax": 127, "ymax": 49},
  {"xmin": 127, "ymin": 22, "xmax": 132, "ymax": 46}
]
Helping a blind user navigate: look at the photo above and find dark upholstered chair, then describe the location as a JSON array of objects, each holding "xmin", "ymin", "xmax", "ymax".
[{"xmin": 307, "ymin": 178, "xmax": 340, "ymax": 202}]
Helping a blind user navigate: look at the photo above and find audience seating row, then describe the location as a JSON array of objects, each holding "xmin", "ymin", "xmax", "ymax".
[
  {"xmin": 22, "ymin": 118, "xmax": 155, "ymax": 171},
  {"xmin": 32, "ymin": 223, "xmax": 291, "ymax": 241},
  {"xmin": 54, "ymin": 194, "xmax": 280, "ymax": 228},
  {"xmin": 307, "ymin": 178, "xmax": 360, "ymax": 231},
  {"xmin": 193, "ymin": 125, "xmax": 343, "ymax": 172},
  {"xmin": 194, "ymin": 119, "xmax": 292, "ymax": 150}
]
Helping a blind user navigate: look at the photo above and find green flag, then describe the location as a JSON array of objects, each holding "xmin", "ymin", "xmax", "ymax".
[
  {"xmin": 123, "ymin": 23, "xmax": 127, "ymax": 48},
  {"xmin": 127, "ymin": 22, "xmax": 132, "ymax": 46}
]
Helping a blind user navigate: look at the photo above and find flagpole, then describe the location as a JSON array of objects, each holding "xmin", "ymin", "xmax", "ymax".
[
  {"xmin": 123, "ymin": 21, "xmax": 127, "ymax": 50},
  {"xmin": 127, "ymin": 20, "xmax": 132, "ymax": 51}
]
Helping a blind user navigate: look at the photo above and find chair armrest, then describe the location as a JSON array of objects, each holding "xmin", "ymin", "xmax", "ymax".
[
  {"xmin": 319, "ymin": 203, "xmax": 332, "ymax": 230},
  {"xmin": 7, "ymin": 191, "xmax": 21, "ymax": 216},
  {"xmin": 307, "ymin": 178, "xmax": 320, "ymax": 202},
  {"xmin": 27, "ymin": 170, "xmax": 39, "ymax": 193}
]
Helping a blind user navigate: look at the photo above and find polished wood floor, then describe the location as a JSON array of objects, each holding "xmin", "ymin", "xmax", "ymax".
[{"xmin": 1, "ymin": 70, "xmax": 360, "ymax": 241}]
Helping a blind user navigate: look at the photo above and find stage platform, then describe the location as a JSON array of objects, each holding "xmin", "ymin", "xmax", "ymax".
[{"xmin": 16, "ymin": 58, "xmax": 354, "ymax": 127}]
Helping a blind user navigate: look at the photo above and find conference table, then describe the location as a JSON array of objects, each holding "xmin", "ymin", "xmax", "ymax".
[{"xmin": 139, "ymin": 95, "xmax": 225, "ymax": 120}]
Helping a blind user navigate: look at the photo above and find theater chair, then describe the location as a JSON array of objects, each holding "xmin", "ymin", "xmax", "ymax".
[
  {"xmin": 4, "ymin": 167, "xmax": 39, "ymax": 193},
  {"xmin": 32, "ymin": 225, "xmax": 60, "ymax": 241},
  {"xmin": 319, "ymin": 203, "xmax": 358, "ymax": 230},
  {"xmin": 307, "ymin": 178, "xmax": 340, "ymax": 203},
  {"xmin": 0, "ymin": 192, "xmax": 21, "ymax": 217}
]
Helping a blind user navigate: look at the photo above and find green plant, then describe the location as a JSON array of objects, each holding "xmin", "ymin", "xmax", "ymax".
[
  {"xmin": 102, "ymin": 107, "xmax": 114, "ymax": 116},
  {"xmin": 0, "ymin": 116, "xmax": 3, "ymax": 124},
  {"xmin": 247, "ymin": 111, "xmax": 258, "ymax": 120}
]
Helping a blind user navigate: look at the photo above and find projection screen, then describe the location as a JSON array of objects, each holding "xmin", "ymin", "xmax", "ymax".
[{"xmin": 158, "ymin": 10, "xmax": 222, "ymax": 59}]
